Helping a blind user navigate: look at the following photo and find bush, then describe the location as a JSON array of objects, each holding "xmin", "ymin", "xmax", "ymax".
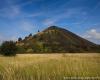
[
  {"xmin": 0, "ymin": 41, "xmax": 17, "ymax": 56},
  {"xmin": 17, "ymin": 46, "xmax": 26, "ymax": 53},
  {"xmin": 18, "ymin": 37, "xmax": 22, "ymax": 41}
]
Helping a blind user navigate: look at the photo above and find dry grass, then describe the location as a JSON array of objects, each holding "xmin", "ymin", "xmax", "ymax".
[{"xmin": 0, "ymin": 53, "xmax": 100, "ymax": 80}]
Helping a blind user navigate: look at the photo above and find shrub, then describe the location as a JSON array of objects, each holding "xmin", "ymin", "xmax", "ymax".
[
  {"xmin": 0, "ymin": 41, "xmax": 17, "ymax": 56},
  {"xmin": 17, "ymin": 46, "xmax": 26, "ymax": 53},
  {"xmin": 29, "ymin": 33, "xmax": 32, "ymax": 37},
  {"xmin": 18, "ymin": 37, "xmax": 22, "ymax": 42}
]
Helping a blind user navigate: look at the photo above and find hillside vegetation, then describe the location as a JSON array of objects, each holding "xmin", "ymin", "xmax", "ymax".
[{"xmin": 16, "ymin": 26, "xmax": 100, "ymax": 53}]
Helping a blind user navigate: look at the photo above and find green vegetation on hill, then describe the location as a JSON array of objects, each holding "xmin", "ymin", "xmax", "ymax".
[{"xmin": 16, "ymin": 26, "xmax": 100, "ymax": 53}]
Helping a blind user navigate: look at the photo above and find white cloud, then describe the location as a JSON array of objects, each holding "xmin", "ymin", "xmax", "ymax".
[
  {"xmin": 0, "ymin": 7, "xmax": 42, "ymax": 19},
  {"xmin": 19, "ymin": 20, "xmax": 35, "ymax": 32},
  {"xmin": 43, "ymin": 18, "xmax": 57, "ymax": 26},
  {"xmin": 43, "ymin": 8, "xmax": 87, "ymax": 26},
  {"xmin": 87, "ymin": 29, "xmax": 100, "ymax": 39},
  {"xmin": 0, "ymin": 0, "xmax": 42, "ymax": 19},
  {"xmin": 91, "ymin": 1, "xmax": 100, "ymax": 12},
  {"xmin": 0, "ymin": 6, "xmax": 20, "ymax": 19},
  {"xmin": 83, "ymin": 29, "xmax": 100, "ymax": 44},
  {"xmin": 22, "ymin": 12, "xmax": 42, "ymax": 18},
  {"xmin": 0, "ymin": 0, "xmax": 21, "ymax": 19},
  {"xmin": 0, "ymin": 34, "xmax": 18, "ymax": 44}
]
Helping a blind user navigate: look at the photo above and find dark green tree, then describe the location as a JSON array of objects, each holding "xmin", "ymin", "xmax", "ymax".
[
  {"xmin": 29, "ymin": 33, "xmax": 32, "ymax": 37},
  {"xmin": 0, "ymin": 41, "xmax": 17, "ymax": 56},
  {"xmin": 18, "ymin": 37, "xmax": 22, "ymax": 41},
  {"xmin": 38, "ymin": 30, "xmax": 40, "ymax": 32}
]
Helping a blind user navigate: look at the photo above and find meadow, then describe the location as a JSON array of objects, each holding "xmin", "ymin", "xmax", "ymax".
[{"xmin": 0, "ymin": 53, "xmax": 100, "ymax": 80}]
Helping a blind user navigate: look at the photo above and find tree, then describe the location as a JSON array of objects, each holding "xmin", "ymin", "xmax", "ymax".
[
  {"xmin": 29, "ymin": 33, "xmax": 32, "ymax": 37},
  {"xmin": 18, "ymin": 37, "xmax": 22, "ymax": 41},
  {"xmin": 0, "ymin": 41, "xmax": 17, "ymax": 56},
  {"xmin": 25, "ymin": 36, "xmax": 28, "ymax": 39},
  {"xmin": 38, "ymin": 30, "xmax": 40, "ymax": 32}
]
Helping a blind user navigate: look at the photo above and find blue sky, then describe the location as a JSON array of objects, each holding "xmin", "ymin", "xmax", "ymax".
[{"xmin": 0, "ymin": 0, "xmax": 100, "ymax": 44}]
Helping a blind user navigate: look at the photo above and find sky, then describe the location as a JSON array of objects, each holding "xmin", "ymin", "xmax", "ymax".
[{"xmin": 0, "ymin": 0, "xmax": 100, "ymax": 44}]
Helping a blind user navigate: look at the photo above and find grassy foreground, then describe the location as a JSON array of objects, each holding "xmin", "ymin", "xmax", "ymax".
[{"xmin": 0, "ymin": 53, "xmax": 100, "ymax": 80}]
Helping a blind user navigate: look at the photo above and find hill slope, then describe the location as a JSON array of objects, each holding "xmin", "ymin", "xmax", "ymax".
[{"xmin": 16, "ymin": 26, "xmax": 100, "ymax": 53}]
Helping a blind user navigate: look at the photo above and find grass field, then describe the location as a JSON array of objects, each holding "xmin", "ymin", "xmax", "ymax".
[{"xmin": 0, "ymin": 53, "xmax": 100, "ymax": 80}]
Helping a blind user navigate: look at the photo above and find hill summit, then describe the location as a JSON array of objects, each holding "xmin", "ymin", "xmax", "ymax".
[{"xmin": 16, "ymin": 26, "xmax": 100, "ymax": 53}]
